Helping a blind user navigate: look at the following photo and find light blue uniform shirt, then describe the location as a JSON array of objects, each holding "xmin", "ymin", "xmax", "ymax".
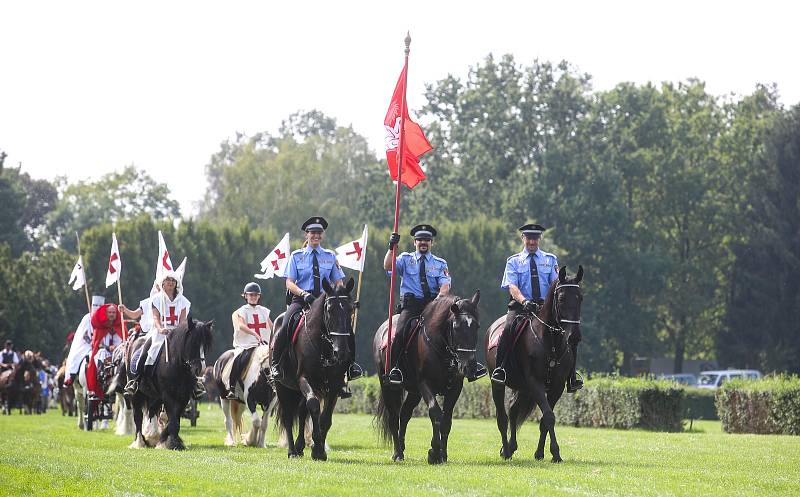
[
  {"xmin": 391, "ymin": 251, "xmax": 451, "ymax": 299},
  {"xmin": 500, "ymin": 249, "xmax": 559, "ymax": 301},
  {"xmin": 285, "ymin": 246, "xmax": 345, "ymax": 293}
]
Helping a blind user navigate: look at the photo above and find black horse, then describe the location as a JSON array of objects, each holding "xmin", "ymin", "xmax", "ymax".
[
  {"xmin": 274, "ymin": 278, "xmax": 355, "ymax": 461},
  {"xmin": 126, "ymin": 317, "xmax": 213, "ymax": 450},
  {"xmin": 485, "ymin": 266, "xmax": 583, "ymax": 462},
  {"xmin": 373, "ymin": 291, "xmax": 481, "ymax": 464}
]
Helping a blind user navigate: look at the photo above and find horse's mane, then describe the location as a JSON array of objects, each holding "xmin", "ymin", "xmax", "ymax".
[
  {"xmin": 170, "ymin": 318, "xmax": 213, "ymax": 358},
  {"xmin": 539, "ymin": 280, "xmax": 558, "ymax": 325},
  {"xmin": 423, "ymin": 295, "xmax": 460, "ymax": 334}
]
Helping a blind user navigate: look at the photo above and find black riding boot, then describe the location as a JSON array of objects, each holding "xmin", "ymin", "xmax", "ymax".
[
  {"xmin": 386, "ymin": 325, "xmax": 406, "ymax": 385},
  {"xmin": 491, "ymin": 328, "xmax": 513, "ymax": 384},
  {"xmin": 567, "ymin": 342, "xmax": 583, "ymax": 393},
  {"xmin": 270, "ymin": 327, "xmax": 288, "ymax": 381}
]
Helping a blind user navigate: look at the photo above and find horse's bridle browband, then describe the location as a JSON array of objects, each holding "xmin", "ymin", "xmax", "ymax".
[
  {"xmin": 322, "ymin": 294, "xmax": 352, "ymax": 337},
  {"xmin": 553, "ymin": 284, "xmax": 581, "ymax": 325},
  {"xmin": 527, "ymin": 283, "xmax": 582, "ymax": 334}
]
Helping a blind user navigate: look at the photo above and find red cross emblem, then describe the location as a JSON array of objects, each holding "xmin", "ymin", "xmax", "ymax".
[
  {"xmin": 165, "ymin": 306, "xmax": 178, "ymax": 326},
  {"xmin": 247, "ymin": 314, "xmax": 268, "ymax": 337},
  {"xmin": 108, "ymin": 253, "xmax": 119, "ymax": 273},
  {"xmin": 271, "ymin": 248, "xmax": 286, "ymax": 271},
  {"xmin": 346, "ymin": 242, "xmax": 363, "ymax": 261},
  {"xmin": 162, "ymin": 251, "xmax": 172, "ymax": 270}
]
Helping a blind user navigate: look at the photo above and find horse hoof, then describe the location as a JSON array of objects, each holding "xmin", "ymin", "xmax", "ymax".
[
  {"xmin": 551, "ymin": 455, "xmax": 563, "ymax": 463},
  {"xmin": 392, "ymin": 453, "xmax": 404, "ymax": 462},
  {"xmin": 534, "ymin": 451, "xmax": 545, "ymax": 461},
  {"xmin": 288, "ymin": 452, "xmax": 300, "ymax": 458},
  {"xmin": 312, "ymin": 448, "xmax": 327, "ymax": 461},
  {"xmin": 500, "ymin": 447, "xmax": 513, "ymax": 460},
  {"xmin": 427, "ymin": 449, "xmax": 443, "ymax": 465},
  {"xmin": 509, "ymin": 440, "xmax": 518, "ymax": 452}
]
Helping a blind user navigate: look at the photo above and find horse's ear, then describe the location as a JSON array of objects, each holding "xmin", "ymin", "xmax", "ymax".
[
  {"xmin": 206, "ymin": 319, "xmax": 214, "ymax": 331},
  {"xmin": 471, "ymin": 290, "xmax": 480, "ymax": 305},
  {"xmin": 576, "ymin": 265, "xmax": 584, "ymax": 283},
  {"xmin": 322, "ymin": 278, "xmax": 333, "ymax": 295},
  {"xmin": 450, "ymin": 303, "xmax": 460, "ymax": 315},
  {"xmin": 559, "ymin": 265, "xmax": 567, "ymax": 283},
  {"xmin": 346, "ymin": 277, "xmax": 355, "ymax": 293}
]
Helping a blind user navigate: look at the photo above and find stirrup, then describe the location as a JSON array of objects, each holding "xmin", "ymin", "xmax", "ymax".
[
  {"xmin": 567, "ymin": 371, "xmax": 584, "ymax": 393},
  {"xmin": 491, "ymin": 367, "xmax": 507, "ymax": 384},
  {"xmin": 347, "ymin": 363, "xmax": 363, "ymax": 381},
  {"xmin": 387, "ymin": 367, "xmax": 404, "ymax": 385},
  {"xmin": 124, "ymin": 379, "xmax": 138, "ymax": 395},
  {"xmin": 469, "ymin": 363, "xmax": 488, "ymax": 382}
]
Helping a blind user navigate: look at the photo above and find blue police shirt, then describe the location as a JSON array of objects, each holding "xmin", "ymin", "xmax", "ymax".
[
  {"xmin": 391, "ymin": 251, "xmax": 451, "ymax": 299},
  {"xmin": 500, "ymin": 249, "xmax": 559, "ymax": 301},
  {"xmin": 285, "ymin": 246, "xmax": 345, "ymax": 292}
]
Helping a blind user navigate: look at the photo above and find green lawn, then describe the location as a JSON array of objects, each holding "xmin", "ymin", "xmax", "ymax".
[{"xmin": 1, "ymin": 404, "xmax": 797, "ymax": 497}]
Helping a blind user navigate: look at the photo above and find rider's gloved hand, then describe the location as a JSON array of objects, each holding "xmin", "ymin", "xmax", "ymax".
[
  {"xmin": 522, "ymin": 300, "xmax": 539, "ymax": 313},
  {"xmin": 302, "ymin": 292, "xmax": 316, "ymax": 306},
  {"xmin": 388, "ymin": 232, "xmax": 400, "ymax": 250}
]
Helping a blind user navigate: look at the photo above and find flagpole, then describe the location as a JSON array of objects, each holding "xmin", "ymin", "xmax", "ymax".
[
  {"xmin": 76, "ymin": 232, "xmax": 91, "ymax": 313},
  {"xmin": 352, "ymin": 230, "xmax": 367, "ymax": 333},
  {"xmin": 117, "ymin": 279, "xmax": 127, "ymax": 341},
  {"xmin": 385, "ymin": 32, "xmax": 411, "ymax": 375}
]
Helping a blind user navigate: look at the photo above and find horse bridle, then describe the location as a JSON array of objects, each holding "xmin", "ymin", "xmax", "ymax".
[
  {"xmin": 423, "ymin": 298, "xmax": 478, "ymax": 366},
  {"xmin": 321, "ymin": 295, "xmax": 353, "ymax": 338}
]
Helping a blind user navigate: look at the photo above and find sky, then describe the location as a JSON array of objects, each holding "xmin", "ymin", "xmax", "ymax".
[{"xmin": 1, "ymin": 1, "xmax": 797, "ymax": 215}]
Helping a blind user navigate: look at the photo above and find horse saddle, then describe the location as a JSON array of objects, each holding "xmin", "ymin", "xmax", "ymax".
[
  {"xmin": 288, "ymin": 311, "xmax": 306, "ymax": 346},
  {"xmin": 380, "ymin": 315, "xmax": 422, "ymax": 352},
  {"xmin": 488, "ymin": 315, "xmax": 530, "ymax": 350},
  {"xmin": 224, "ymin": 347, "xmax": 257, "ymax": 388}
]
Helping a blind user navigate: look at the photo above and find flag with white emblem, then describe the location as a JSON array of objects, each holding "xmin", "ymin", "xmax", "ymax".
[
  {"xmin": 336, "ymin": 224, "xmax": 368, "ymax": 272},
  {"xmin": 105, "ymin": 233, "xmax": 122, "ymax": 287},
  {"xmin": 68, "ymin": 256, "xmax": 85, "ymax": 291},
  {"xmin": 255, "ymin": 233, "xmax": 291, "ymax": 279}
]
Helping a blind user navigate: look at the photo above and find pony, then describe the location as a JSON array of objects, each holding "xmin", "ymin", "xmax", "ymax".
[
  {"xmin": 274, "ymin": 278, "xmax": 356, "ymax": 460},
  {"xmin": 126, "ymin": 317, "xmax": 213, "ymax": 450},
  {"xmin": 373, "ymin": 291, "xmax": 482, "ymax": 464},
  {"xmin": 213, "ymin": 345, "xmax": 275, "ymax": 447},
  {"xmin": 485, "ymin": 266, "xmax": 583, "ymax": 462}
]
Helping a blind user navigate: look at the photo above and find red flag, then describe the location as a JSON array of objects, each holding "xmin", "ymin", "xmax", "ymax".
[{"xmin": 384, "ymin": 65, "xmax": 433, "ymax": 189}]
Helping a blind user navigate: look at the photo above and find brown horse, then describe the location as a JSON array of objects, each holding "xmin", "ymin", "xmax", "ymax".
[
  {"xmin": 373, "ymin": 291, "xmax": 481, "ymax": 464},
  {"xmin": 56, "ymin": 364, "xmax": 76, "ymax": 416},
  {"xmin": 485, "ymin": 266, "xmax": 583, "ymax": 462}
]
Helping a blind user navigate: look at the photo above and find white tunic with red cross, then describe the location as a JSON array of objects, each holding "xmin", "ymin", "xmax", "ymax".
[
  {"xmin": 145, "ymin": 292, "xmax": 191, "ymax": 366},
  {"xmin": 233, "ymin": 304, "xmax": 272, "ymax": 350}
]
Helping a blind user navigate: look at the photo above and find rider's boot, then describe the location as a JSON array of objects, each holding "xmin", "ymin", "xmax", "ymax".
[
  {"xmin": 566, "ymin": 343, "xmax": 584, "ymax": 393},
  {"xmin": 491, "ymin": 328, "xmax": 512, "ymax": 384},
  {"xmin": 193, "ymin": 377, "xmax": 207, "ymax": 400},
  {"xmin": 270, "ymin": 327, "xmax": 288, "ymax": 381}
]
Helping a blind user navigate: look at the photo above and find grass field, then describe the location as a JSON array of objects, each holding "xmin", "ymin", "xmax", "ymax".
[{"xmin": 1, "ymin": 403, "xmax": 797, "ymax": 497}]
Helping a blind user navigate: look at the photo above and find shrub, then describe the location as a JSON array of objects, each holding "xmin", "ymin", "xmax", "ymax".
[
  {"xmin": 335, "ymin": 375, "xmax": 684, "ymax": 431},
  {"xmin": 716, "ymin": 375, "xmax": 800, "ymax": 435}
]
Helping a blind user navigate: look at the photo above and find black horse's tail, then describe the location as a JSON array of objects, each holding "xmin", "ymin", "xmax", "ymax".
[
  {"xmin": 510, "ymin": 389, "xmax": 537, "ymax": 429},
  {"xmin": 374, "ymin": 386, "xmax": 395, "ymax": 446}
]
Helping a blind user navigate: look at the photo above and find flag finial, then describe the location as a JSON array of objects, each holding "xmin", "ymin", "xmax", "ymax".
[{"xmin": 404, "ymin": 32, "xmax": 411, "ymax": 55}]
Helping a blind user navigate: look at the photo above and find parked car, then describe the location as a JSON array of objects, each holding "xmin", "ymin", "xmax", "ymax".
[
  {"xmin": 659, "ymin": 373, "xmax": 698, "ymax": 386},
  {"xmin": 697, "ymin": 369, "xmax": 762, "ymax": 389}
]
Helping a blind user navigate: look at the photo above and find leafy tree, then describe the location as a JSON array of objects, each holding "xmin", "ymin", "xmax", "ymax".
[{"xmin": 46, "ymin": 165, "xmax": 180, "ymax": 251}]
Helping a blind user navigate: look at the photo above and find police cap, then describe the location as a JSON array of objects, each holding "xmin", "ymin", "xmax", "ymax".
[
  {"xmin": 301, "ymin": 216, "xmax": 328, "ymax": 232},
  {"xmin": 410, "ymin": 224, "xmax": 437, "ymax": 240}
]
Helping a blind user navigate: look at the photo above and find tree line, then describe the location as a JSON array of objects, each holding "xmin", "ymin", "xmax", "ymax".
[{"xmin": 1, "ymin": 55, "xmax": 797, "ymax": 374}]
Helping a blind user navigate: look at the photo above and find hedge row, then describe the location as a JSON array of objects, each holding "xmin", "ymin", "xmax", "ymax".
[
  {"xmin": 334, "ymin": 375, "xmax": 684, "ymax": 431},
  {"xmin": 682, "ymin": 387, "xmax": 717, "ymax": 420},
  {"xmin": 716, "ymin": 375, "xmax": 800, "ymax": 435}
]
